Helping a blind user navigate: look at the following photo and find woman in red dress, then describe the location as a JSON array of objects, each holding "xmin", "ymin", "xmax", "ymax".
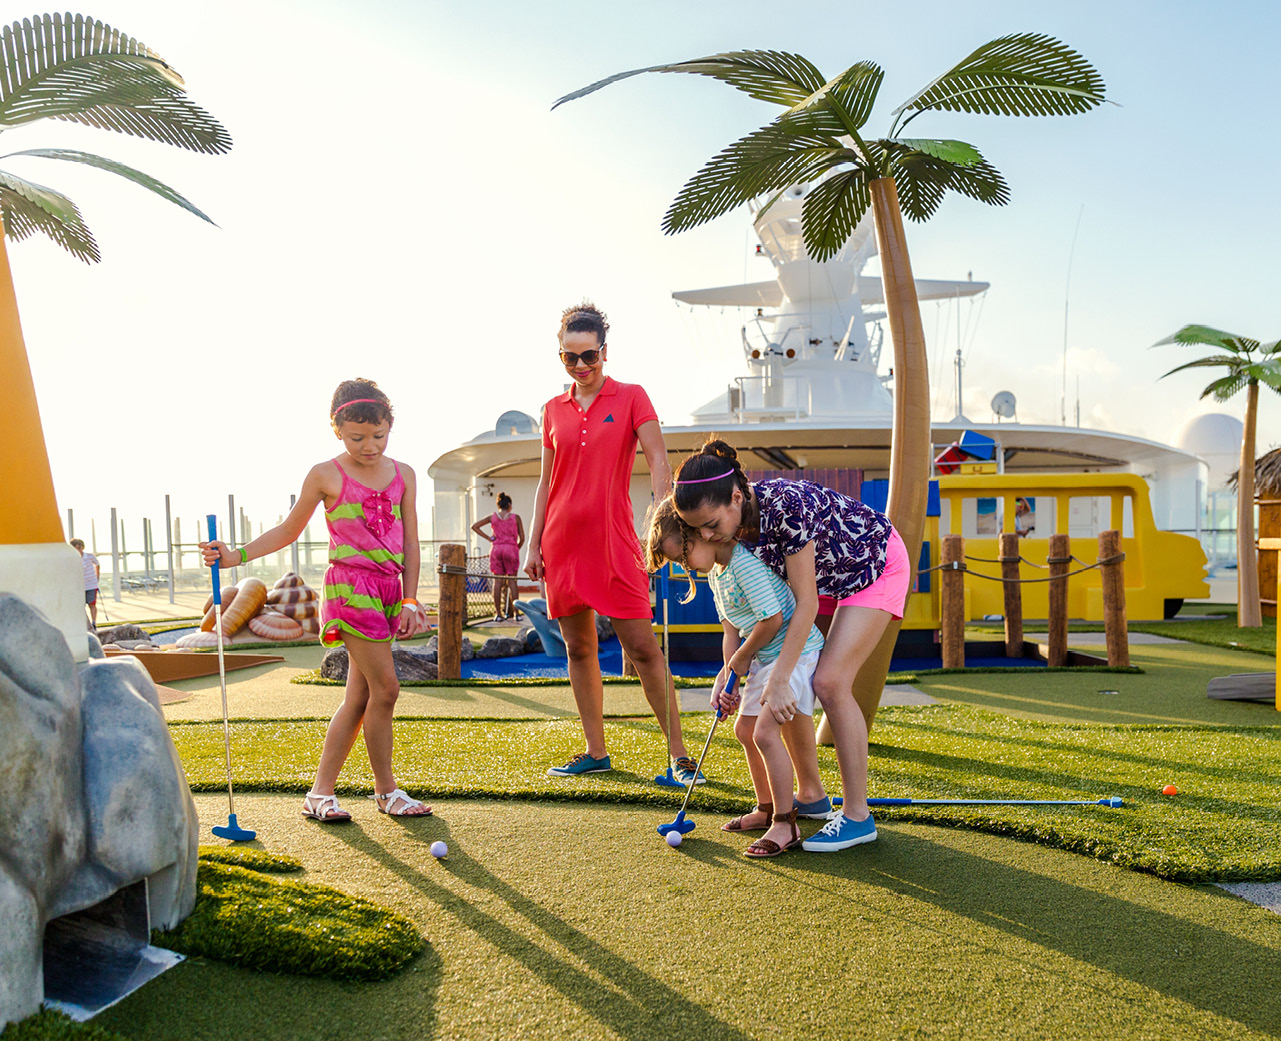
[{"xmin": 524, "ymin": 303, "xmax": 694, "ymax": 779}]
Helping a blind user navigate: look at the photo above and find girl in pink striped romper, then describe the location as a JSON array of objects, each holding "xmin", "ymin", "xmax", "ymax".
[{"xmin": 202, "ymin": 379, "xmax": 432, "ymax": 821}]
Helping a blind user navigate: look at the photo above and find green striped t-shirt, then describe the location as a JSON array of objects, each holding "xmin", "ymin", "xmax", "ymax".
[{"xmin": 707, "ymin": 544, "xmax": 824, "ymax": 664}]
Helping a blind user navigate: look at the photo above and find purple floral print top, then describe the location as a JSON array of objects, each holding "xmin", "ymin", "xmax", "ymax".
[{"xmin": 749, "ymin": 479, "xmax": 892, "ymax": 598}]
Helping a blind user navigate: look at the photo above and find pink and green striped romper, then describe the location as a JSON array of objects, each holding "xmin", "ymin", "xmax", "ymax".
[{"xmin": 320, "ymin": 458, "xmax": 406, "ymax": 646}]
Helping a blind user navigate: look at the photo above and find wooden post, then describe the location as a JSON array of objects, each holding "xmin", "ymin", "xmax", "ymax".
[
  {"xmin": 437, "ymin": 543, "xmax": 465, "ymax": 680},
  {"xmin": 999, "ymin": 532, "xmax": 1023, "ymax": 657},
  {"xmin": 940, "ymin": 534, "xmax": 965, "ymax": 668},
  {"xmin": 1047, "ymin": 533, "xmax": 1070, "ymax": 667},
  {"xmin": 1098, "ymin": 530, "xmax": 1129, "ymax": 667}
]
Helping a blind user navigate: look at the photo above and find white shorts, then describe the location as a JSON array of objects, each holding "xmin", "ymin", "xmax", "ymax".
[{"xmin": 738, "ymin": 648, "xmax": 820, "ymax": 718}]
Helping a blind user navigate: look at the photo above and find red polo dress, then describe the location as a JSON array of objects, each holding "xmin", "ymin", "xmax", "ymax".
[{"xmin": 540, "ymin": 376, "xmax": 657, "ymax": 620}]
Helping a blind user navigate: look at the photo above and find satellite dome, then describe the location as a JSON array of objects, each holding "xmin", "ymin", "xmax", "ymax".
[{"xmin": 1174, "ymin": 412, "xmax": 1242, "ymax": 490}]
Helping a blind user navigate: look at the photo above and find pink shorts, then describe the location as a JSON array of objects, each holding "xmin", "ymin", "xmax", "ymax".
[
  {"xmin": 490, "ymin": 544, "xmax": 520, "ymax": 576},
  {"xmin": 817, "ymin": 528, "xmax": 911, "ymax": 620}
]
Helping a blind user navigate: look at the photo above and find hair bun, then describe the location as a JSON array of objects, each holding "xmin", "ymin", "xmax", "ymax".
[{"xmin": 701, "ymin": 438, "xmax": 739, "ymax": 465}]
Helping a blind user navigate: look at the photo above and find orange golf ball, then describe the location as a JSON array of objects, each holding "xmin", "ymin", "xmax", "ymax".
[{"xmin": 1161, "ymin": 784, "xmax": 1178, "ymax": 796}]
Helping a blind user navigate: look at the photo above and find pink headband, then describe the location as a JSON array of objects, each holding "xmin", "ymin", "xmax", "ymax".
[
  {"xmin": 674, "ymin": 469, "xmax": 735, "ymax": 485},
  {"xmin": 332, "ymin": 397, "xmax": 385, "ymax": 418}
]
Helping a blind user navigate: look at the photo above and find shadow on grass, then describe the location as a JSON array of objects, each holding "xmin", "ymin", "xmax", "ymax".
[
  {"xmin": 879, "ymin": 713, "xmax": 1281, "ymax": 788},
  {"xmin": 795, "ymin": 830, "xmax": 1281, "ymax": 1035},
  {"xmin": 330, "ymin": 821, "xmax": 748, "ymax": 1041}
]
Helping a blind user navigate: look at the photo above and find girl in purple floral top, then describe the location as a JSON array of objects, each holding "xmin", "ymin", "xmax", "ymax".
[{"xmin": 674, "ymin": 439, "xmax": 912, "ymax": 852}]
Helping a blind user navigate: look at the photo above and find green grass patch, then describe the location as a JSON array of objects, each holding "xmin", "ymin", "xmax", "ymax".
[
  {"xmin": 195, "ymin": 844, "xmax": 302, "ymax": 872},
  {"xmin": 0, "ymin": 1011, "xmax": 131, "ymax": 1041},
  {"xmin": 152, "ymin": 858, "xmax": 424, "ymax": 981},
  {"xmin": 171, "ymin": 705, "xmax": 1281, "ymax": 882}
]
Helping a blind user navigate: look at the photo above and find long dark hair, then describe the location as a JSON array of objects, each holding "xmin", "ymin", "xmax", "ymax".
[{"xmin": 673, "ymin": 438, "xmax": 752, "ymax": 516}]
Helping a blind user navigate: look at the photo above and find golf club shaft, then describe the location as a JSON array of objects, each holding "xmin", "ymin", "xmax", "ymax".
[
  {"xmin": 208, "ymin": 516, "xmax": 235, "ymax": 816},
  {"xmin": 865, "ymin": 797, "xmax": 1117, "ymax": 807},
  {"xmin": 673, "ymin": 670, "xmax": 735, "ymax": 818}
]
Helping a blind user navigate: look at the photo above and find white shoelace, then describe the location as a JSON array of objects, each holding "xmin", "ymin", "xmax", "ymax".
[{"xmin": 817, "ymin": 813, "xmax": 848, "ymax": 836}]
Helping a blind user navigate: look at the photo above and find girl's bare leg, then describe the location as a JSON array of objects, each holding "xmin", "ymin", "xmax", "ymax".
[
  {"xmin": 781, "ymin": 715, "xmax": 826, "ymax": 805},
  {"xmin": 813, "ymin": 606, "xmax": 892, "ymax": 821},
  {"xmin": 753, "ymin": 714, "xmax": 797, "ymax": 848},
  {"xmin": 560, "ymin": 610, "xmax": 606, "ymax": 758},
  {"xmin": 733, "ymin": 711, "xmax": 772, "ymax": 825},
  {"xmin": 612, "ymin": 616, "xmax": 689, "ymax": 760},
  {"xmin": 311, "ymin": 637, "xmax": 372, "ymax": 795},
  {"xmin": 342, "ymin": 634, "xmax": 425, "ymax": 813}
]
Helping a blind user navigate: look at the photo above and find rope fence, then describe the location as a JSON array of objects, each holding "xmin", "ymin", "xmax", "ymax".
[{"xmin": 937, "ymin": 530, "xmax": 1130, "ymax": 669}]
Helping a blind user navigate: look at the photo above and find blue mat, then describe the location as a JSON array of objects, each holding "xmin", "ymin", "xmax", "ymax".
[{"xmin": 461, "ymin": 637, "xmax": 724, "ymax": 680}]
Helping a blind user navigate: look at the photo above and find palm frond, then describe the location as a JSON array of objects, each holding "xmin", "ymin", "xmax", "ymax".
[
  {"xmin": 1159, "ymin": 355, "xmax": 1245, "ymax": 380},
  {"xmin": 892, "ymin": 33, "xmax": 1105, "ymax": 127},
  {"xmin": 4, "ymin": 148, "xmax": 214, "ymax": 223},
  {"xmin": 0, "ymin": 170, "xmax": 97, "ymax": 262},
  {"xmin": 882, "ymin": 141, "xmax": 1008, "ymax": 222},
  {"xmin": 789, "ymin": 61, "xmax": 884, "ymax": 134},
  {"xmin": 553, "ymin": 50, "xmax": 826, "ymax": 110},
  {"xmin": 799, "ymin": 168, "xmax": 872, "ymax": 262},
  {"xmin": 1245, "ymin": 359, "xmax": 1281, "ymax": 393},
  {"xmin": 1152, "ymin": 324, "xmax": 1253, "ymax": 353},
  {"xmin": 0, "ymin": 14, "xmax": 230, "ymax": 154},
  {"xmin": 890, "ymin": 138, "xmax": 982, "ymax": 166},
  {"xmin": 663, "ymin": 117, "xmax": 857, "ymax": 234},
  {"xmin": 1260, "ymin": 338, "xmax": 1281, "ymax": 357},
  {"xmin": 1202, "ymin": 372, "xmax": 1248, "ymax": 402}
]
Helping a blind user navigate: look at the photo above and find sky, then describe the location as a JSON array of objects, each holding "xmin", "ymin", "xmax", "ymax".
[{"xmin": 15, "ymin": 0, "xmax": 1281, "ymax": 553}]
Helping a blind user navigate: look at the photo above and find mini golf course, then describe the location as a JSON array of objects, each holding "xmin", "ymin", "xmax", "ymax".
[{"xmin": 10, "ymin": 612, "xmax": 1280, "ymax": 1040}]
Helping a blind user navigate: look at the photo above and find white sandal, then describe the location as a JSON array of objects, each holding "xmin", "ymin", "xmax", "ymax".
[
  {"xmin": 302, "ymin": 791, "xmax": 352, "ymax": 823},
  {"xmin": 374, "ymin": 788, "xmax": 432, "ymax": 817}
]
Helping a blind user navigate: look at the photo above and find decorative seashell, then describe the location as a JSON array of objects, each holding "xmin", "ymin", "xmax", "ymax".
[
  {"xmin": 275, "ymin": 601, "xmax": 318, "ymax": 620},
  {"xmin": 219, "ymin": 577, "xmax": 268, "ymax": 637},
  {"xmin": 248, "ymin": 611, "xmax": 305, "ymax": 641},
  {"xmin": 267, "ymin": 586, "xmax": 319, "ymax": 605},
  {"xmin": 200, "ymin": 585, "xmax": 238, "ymax": 632},
  {"xmin": 298, "ymin": 615, "xmax": 321, "ymax": 635},
  {"xmin": 175, "ymin": 631, "xmax": 221, "ymax": 648},
  {"xmin": 273, "ymin": 572, "xmax": 306, "ymax": 589}
]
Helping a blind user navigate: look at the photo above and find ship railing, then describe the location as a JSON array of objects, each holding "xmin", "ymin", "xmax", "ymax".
[{"xmin": 728, "ymin": 375, "xmax": 811, "ymax": 422}]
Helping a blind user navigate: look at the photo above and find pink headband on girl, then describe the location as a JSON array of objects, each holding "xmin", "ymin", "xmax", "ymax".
[
  {"xmin": 673, "ymin": 469, "xmax": 735, "ymax": 484},
  {"xmin": 331, "ymin": 398, "xmax": 385, "ymax": 418}
]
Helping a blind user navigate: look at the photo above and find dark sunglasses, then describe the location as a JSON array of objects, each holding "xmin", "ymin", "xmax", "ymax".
[{"xmin": 559, "ymin": 348, "xmax": 602, "ymax": 366}]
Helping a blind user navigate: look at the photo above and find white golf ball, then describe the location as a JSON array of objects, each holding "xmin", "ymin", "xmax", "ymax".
[
  {"xmin": 665, "ymin": 830, "xmax": 683, "ymax": 848},
  {"xmin": 430, "ymin": 840, "xmax": 448, "ymax": 858}
]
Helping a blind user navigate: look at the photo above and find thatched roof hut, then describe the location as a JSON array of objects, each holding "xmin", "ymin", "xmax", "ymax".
[{"xmin": 1229, "ymin": 446, "xmax": 1281, "ymax": 498}]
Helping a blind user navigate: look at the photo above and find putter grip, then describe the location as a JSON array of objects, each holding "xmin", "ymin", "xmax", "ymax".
[
  {"xmin": 717, "ymin": 670, "xmax": 738, "ymax": 719},
  {"xmin": 206, "ymin": 514, "xmax": 221, "ymax": 605}
]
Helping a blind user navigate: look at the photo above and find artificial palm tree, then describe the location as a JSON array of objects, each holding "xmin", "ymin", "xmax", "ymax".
[
  {"xmin": 556, "ymin": 36, "xmax": 1106, "ymax": 728},
  {"xmin": 0, "ymin": 12, "xmax": 229, "ymax": 546},
  {"xmin": 1155, "ymin": 325, "xmax": 1281, "ymax": 628}
]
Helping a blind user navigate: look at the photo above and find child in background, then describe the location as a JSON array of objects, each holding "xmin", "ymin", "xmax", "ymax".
[
  {"xmin": 71, "ymin": 539, "xmax": 100, "ymax": 629},
  {"xmin": 202, "ymin": 378, "xmax": 431, "ymax": 822},
  {"xmin": 646, "ymin": 498, "xmax": 828, "ymax": 857}
]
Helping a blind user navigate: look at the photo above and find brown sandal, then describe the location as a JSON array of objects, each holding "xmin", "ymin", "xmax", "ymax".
[
  {"xmin": 722, "ymin": 802, "xmax": 773, "ymax": 833},
  {"xmin": 744, "ymin": 808, "xmax": 801, "ymax": 858}
]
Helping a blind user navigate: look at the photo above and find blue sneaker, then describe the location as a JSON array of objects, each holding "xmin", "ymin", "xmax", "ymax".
[
  {"xmin": 673, "ymin": 756, "xmax": 706, "ymax": 786},
  {"xmin": 547, "ymin": 752, "xmax": 611, "ymax": 777},
  {"xmin": 794, "ymin": 795, "xmax": 834, "ymax": 819},
  {"xmin": 802, "ymin": 812, "xmax": 877, "ymax": 851}
]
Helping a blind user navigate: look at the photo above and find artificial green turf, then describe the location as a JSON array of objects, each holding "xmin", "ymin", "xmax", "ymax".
[
  {"xmin": 195, "ymin": 844, "xmax": 302, "ymax": 872},
  {"xmin": 918, "ymin": 640, "xmax": 1280, "ymax": 726},
  {"xmin": 171, "ymin": 704, "xmax": 1280, "ymax": 882},
  {"xmin": 0, "ymin": 1012, "xmax": 130, "ymax": 1041},
  {"xmin": 98, "ymin": 795, "xmax": 1281, "ymax": 1041},
  {"xmin": 153, "ymin": 858, "xmax": 424, "ymax": 981}
]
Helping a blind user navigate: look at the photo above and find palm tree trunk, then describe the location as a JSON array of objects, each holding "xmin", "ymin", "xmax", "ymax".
[
  {"xmin": 1238, "ymin": 381, "xmax": 1261, "ymax": 627},
  {"xmin": 0, "ymin": 222, "xmax": 63, "ymax": 544},
  {"xmin": 839, "ymin": 177, "xmax": 930, "ymax": 736}
]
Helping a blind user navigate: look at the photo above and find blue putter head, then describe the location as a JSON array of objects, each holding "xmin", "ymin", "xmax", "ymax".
[
  {"xmin": 654, "ymin": 768, "xmax": 684, "ymax": 789},
  {"xmin": 1102, "ymin": 796, "xmax": 1124, "ymax": 808},
  {"xmin": 657, "ymin": 812, "xmax": 697, "ymax": 837},
  {"xmin": 211, "ymin": 813, "xmax": 256, "ymax": 842}
]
